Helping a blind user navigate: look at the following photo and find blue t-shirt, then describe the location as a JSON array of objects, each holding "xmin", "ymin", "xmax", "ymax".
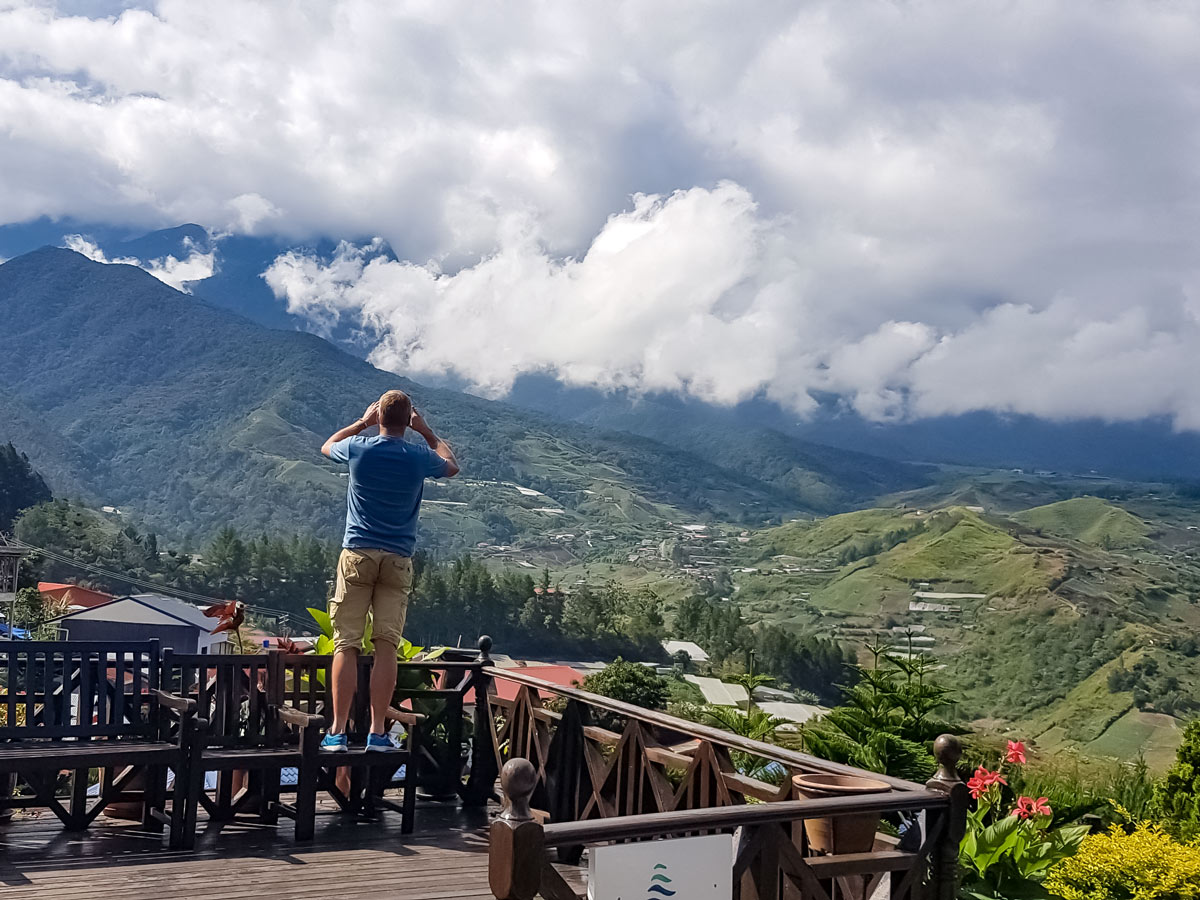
[{"xmin": 328, "ymin": 435, "xmax": 449, "ymax": 556}]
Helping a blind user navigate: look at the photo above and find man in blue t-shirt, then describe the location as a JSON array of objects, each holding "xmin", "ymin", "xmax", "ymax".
[{"xmin": 319, "ymin": 389, "xmax": 460, "ymax": 751}]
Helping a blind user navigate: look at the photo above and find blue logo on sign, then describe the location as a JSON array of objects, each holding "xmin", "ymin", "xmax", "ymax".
[{"xmin": 647, "ymin": 862, "xmax": 676, "ymax": 897}]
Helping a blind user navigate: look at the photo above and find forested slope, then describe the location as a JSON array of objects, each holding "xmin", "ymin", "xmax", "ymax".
[{"xmin": 0, "ymin": 248, "xmax": 858, "ymax": 544}]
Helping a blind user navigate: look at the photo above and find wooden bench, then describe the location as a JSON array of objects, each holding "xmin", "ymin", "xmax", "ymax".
[
  {"xmin": 0, "ymin": 640, "xmax": 202, "ymax": 849},
  {"xmin": 161, "ymin": 649, "xmax": 303, "ymax": 833},
  {"xmin": 279, "ymin": 653, "xmax": 419, "ymax": 838},
  {"xmin": 163, "ymin": 650, "xmax": 423, "ymax": 841}
]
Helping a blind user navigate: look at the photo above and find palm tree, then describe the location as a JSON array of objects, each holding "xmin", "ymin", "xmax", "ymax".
[
  {"xmin": 729, "ymin": 671, "xmax": 776, "ymax": 711},
  {"xmin": 701, "ymin": 704, "xmax": 788, "ymax": 779}
]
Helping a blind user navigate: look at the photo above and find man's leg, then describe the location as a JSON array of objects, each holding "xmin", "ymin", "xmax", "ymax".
[
  {"xmin": 369, "ymin": 639, "xmax": 398, "ymax": 736},
  {"xmin": 369, "ymin": 554, "xmax": 414, "ymax": 736},
  {"xmin": 330, "ymin": 647, "xmax": 358, "ymax": 734},
  {"xmin": 329, "ymin": 549, "xmax": 376, "ymax": 735}
]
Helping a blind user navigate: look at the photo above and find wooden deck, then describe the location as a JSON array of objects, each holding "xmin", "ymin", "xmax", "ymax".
[{"xmin": 0, "ymin": 799, "xmax": 540, "ymax": 900}]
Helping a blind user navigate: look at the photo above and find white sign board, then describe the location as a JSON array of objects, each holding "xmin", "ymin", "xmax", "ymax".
[{"xmin": 588, "ymin": 833, "xmax": 732, "ymax": 900}]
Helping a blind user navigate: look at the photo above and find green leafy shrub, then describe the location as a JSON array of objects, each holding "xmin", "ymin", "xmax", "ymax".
[
  {"xmin": 700, "ymin": 705, "xmax": 787, "ymax": 780},
  {"xmin": 800, "ymin": 641, "xmax": 961, "ymax": 781},
  {"xmin": 1154, "ymin": 718, "xmax": 1200, "ymax": 840},
  {"xmin": 578, "ymin": 658, "xmax": 669, "ymax": 730}
]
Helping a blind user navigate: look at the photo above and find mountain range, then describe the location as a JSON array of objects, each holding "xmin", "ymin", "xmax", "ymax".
[
  {"xmin": 0, "ymin": 247, "xmax": 927, "ymax": 546},
  {"xmin": 4, "ymin": 220, "xmax": 1198, "ymax": 482},
  {"xmin": 5, "ymin": 241, "xmax": 1200, "ymax": 764}
]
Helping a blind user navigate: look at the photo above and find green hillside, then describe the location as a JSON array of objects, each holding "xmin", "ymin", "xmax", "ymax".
[
  {"xmin": 748, "ymin": 507, "xmax": 1055, "ymax": 614},
  {"xmin": 0, "ymin": 248, "xmax": 806, "ymax": 546},
  {"xmin": 0, "ymin": 249, "xmax": 938, "ymax": 548},
  {"xmin": 816, "ymin": 509, "xmax": 1057, "ymax": 615},
  {"xmin": 574, "ymin": 404, "xmax": 934, "ymax": 513},
  {"xmin": 1029, "ymin": 646, "xmax": 1187, "ymax": 770},
  {"xmin": 1014, "ymin": 496, "xmax": 1152, "ymax": 548},
  {"xmin": 752, "ymin": 507, "xmax": 917, "ymax": 558},
  {"xmin": 726, "ymin": 488, "xmax": 1200, "ymax": 765}
]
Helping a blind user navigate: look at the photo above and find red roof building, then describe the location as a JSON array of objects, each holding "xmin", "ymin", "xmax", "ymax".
[
  {"xmin": 38, "ymin": 582, "xmax": 115, "ymax": 609},
  {"xmin": 464, "ymin": 663, "xmax": 585, "ymax": 703}
]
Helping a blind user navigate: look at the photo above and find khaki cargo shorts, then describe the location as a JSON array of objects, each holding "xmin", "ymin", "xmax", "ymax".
[{"xmin": 330, "ymin": 548, "xmax": 413, "ymax": 653}]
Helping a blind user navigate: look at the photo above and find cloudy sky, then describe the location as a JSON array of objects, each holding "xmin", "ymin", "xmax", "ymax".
[{"xmin": 3, "ymin": 1, "xmax": 1199, "ymax": 428}]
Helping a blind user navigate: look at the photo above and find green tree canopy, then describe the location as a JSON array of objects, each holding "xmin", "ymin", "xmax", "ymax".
[
  {"xmin": 580, "ymin": 657, "xmax": 670, "ymax": 726},
  {"xmin": 0, "ymin": 443, "xmax": 51, "ymax": 532},
  {"xmin": 1155, "ymin": 718, "xmax": 1200, "ymax": 841}
]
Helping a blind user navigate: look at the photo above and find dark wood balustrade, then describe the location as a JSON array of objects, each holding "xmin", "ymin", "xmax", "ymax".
[{"xmin": 481, "ymin": 663, "xmax": 968, "ymax": 900}]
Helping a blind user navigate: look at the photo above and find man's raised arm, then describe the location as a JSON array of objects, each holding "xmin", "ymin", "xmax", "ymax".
[
  {"xmin": 409, "ymin": 409, "xmax": 460, "ymax": 477},
  {"xmin": 321, "ymin": 402, "xmax": 379, "ymax": 457}
]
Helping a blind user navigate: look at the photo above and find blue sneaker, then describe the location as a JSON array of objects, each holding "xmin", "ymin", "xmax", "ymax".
[
  {"xmin": 366, "ymin": 733, "xmax": 395, "ymax": 752},
  {"xmin": 320, "ymin": 732, "xmax": 348, "ymax": 753}
]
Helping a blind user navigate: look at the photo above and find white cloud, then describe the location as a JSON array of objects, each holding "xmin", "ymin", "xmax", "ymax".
[
  {"xmin": 265, "ymin": 185, "xmax": 1200, "ymax": 431},
  {"xmin": 63, "ymin": 233, "xmax": 215, "ymax": 291},
  {"xmin": 4, "ymin": 1, "xmax": 1200, "ymax": 428}
]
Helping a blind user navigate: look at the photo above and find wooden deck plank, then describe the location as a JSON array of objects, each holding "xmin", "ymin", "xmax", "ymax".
[{"xmin": 0, "ymin": 798, "xmax": 588, "ymax": 900}]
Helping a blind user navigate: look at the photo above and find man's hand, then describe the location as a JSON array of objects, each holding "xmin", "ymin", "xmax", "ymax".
[
  {"xmin": 360, "ymin": 401, "xmax": 380, "ymax": 428},
  {"xmin": 321, "ymin": 401, "xmax": 378, "ymax": 457},
  {"xmin": 409, "ymin": 407, "xmax": 432, "ymax": 437},
  {"xmin": 409, "ymin": 407, "xmax": 459, "ymax": 477}
]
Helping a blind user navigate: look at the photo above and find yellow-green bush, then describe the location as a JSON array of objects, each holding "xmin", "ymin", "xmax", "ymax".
[{"xmin": 1045, "ymin": 822, "xmax": 1200, "ymax": 899}]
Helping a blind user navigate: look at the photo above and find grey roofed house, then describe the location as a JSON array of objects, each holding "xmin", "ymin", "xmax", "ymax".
[{"xmin": 54, "ymin": 593, "xmax": 230, "ymax": 654}]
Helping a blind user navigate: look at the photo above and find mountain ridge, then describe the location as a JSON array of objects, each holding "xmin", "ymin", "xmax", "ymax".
[
  {"xmin": 0, "ymin": 248, "xmax": 921, "ymax": 545},
  {"xmin": 11, "ymin": 220, "xmax": 1199, "ymax": 480}
]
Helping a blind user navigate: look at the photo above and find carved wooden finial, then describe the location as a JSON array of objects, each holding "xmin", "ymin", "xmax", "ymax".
[
  {"xmin": 927, "ymin": 733, "xmax": 964, "ymax": 792},
  {"xmin": 490, "ymin": 757, "xmax": 544, "ymax": 900},
  {"xmin": 477, "ymin": 634, "xmax": 493, "ymax": 659},
  {"xmin": 499, "ymin": 758, "xmax": 537, "ymax": 823}
]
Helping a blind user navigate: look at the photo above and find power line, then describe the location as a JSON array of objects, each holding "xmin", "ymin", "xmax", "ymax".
[
  {"xmin": 13, "ymin": 540, "xmax": 220, "ymax": 601},
  {"xmin": 8, "ymin": 538, "xmax": 302, "ymax": 627}
]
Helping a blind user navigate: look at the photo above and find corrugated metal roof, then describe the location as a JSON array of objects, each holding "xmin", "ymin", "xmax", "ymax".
[
  {"xmin": 683, "ymin": 675, "xmax": 749, "ymax": 706},
  {"xmin": 757, "ymin": 701, "xmax": 827, "ymax": 725}
]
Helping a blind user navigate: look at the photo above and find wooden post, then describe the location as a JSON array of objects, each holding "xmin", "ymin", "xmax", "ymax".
[
  {"xmin": 294, "ymin": 722, "xmax": 320, "ymax": 841},
  {"xmin": 489, "ymin": 758, "xmax": 544, "ymax": 900},
  {"xmin": 925, "ymin": 734, "xmax": 968, "ymax": 900},
  {"xmin": 463, "ymin": 635, "xmax": 499, "ymax": 807}
]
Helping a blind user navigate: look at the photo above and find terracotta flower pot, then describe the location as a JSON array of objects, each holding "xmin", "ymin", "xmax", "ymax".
[{"xmin": 791, "ymin": 773, "xmax": 891, "ymax": 855}]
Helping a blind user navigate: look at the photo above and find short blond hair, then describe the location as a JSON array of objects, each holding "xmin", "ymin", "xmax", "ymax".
[{"xmin": 378, "ymin": 390, "xmax": 412, "ymax": 429}]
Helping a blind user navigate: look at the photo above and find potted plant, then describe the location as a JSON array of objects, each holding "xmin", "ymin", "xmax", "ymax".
[{"xmin": 792, "ymin": 772, "xmax": 892, "ymax": 854}]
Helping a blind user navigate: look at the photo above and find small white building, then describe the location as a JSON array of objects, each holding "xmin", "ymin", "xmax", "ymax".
[
  {"xmin": 758, "ymin": 701, "xmax": 827, "ymax": 727},
  {"xmin": 661, "ymin": 640, "xmax": 710, "ymax": 663},
  {"xmin": 684, "ymin": 675, "xmax": 749, "ymax": 706}
]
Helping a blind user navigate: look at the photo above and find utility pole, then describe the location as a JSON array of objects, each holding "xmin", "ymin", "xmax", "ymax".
[
  {"xmin": 0, "ymin": 537, "xmax": 29, "ymax": 640},
  {"xmin": 746, "ymin": 648, "xmax": 755, "ymax": 713}
]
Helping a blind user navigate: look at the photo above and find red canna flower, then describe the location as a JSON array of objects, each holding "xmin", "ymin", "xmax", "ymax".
[
  {"xmin": 1005, "ymin": 740, "xmax": 1027, "ymax": 765},
  {"xmin": 1013, "ymin": 795, "xmax": 1051, "ymax": 820},
  {"xmin": 967, "ymin": 766, "xmax": 1008, "ymax": 799}
]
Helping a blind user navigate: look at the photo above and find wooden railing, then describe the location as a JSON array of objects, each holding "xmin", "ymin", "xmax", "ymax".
[{"xmin": 482, "ymin": 665, "xmax": 968, "ymax": 900}]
